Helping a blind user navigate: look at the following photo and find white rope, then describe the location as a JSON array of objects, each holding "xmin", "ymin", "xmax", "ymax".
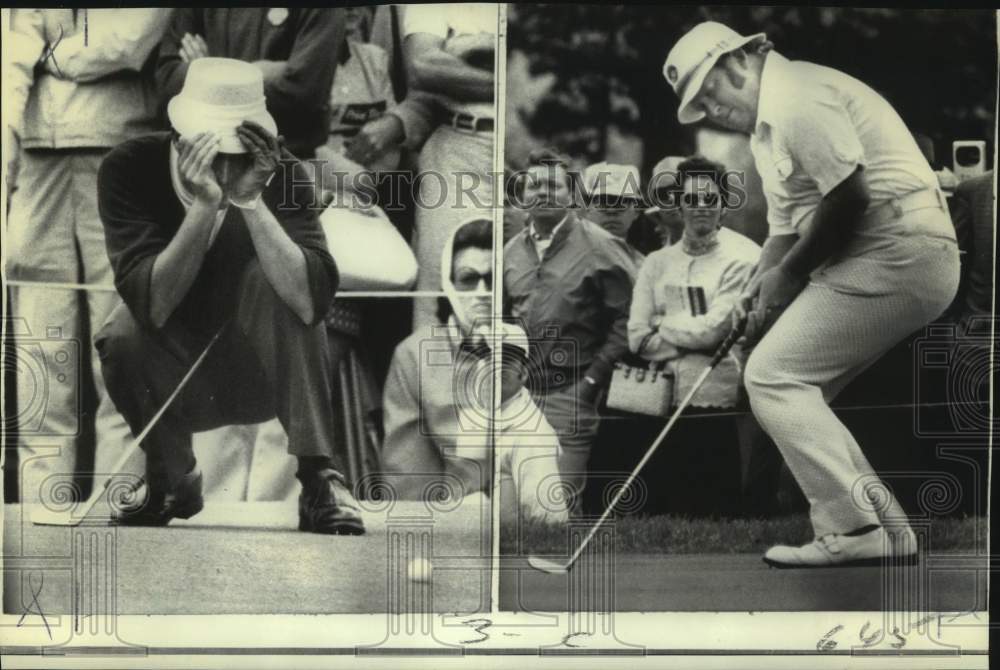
[{"xmin": 3, "ymin": 279, "xmax": 489, "ymax": 299}]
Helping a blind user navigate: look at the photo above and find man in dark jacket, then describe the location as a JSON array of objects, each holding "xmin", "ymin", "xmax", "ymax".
[
  {"xmin": 96, "ymin": 58, "xmax": 363, "ymax": 534},
  {"xmin": 504, "ymin": 149, "xmax": 639, "ymax": 510}
]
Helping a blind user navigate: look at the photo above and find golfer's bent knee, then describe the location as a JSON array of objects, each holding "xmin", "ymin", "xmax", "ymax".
[
  {"xmin": 743, "ymin": 345, "xmax": 778, "ymax": 400},
  {"xmin": 95, "ymin": 304, "xmax": 146, "ymax": 374}
]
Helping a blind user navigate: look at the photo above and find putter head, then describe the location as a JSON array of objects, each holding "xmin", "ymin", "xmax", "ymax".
[
  {"xmin": 29, "ymin": 505, "xmax": 84, "ymax": 527},
  {"xmin": 527, "ymin": 555, "xmax": 569, "ymax": 574}
]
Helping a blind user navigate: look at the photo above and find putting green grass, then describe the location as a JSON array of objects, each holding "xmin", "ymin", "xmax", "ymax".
[{"xmin": 501, "ymin": 514, "xmax": 988, "ymax": 555}]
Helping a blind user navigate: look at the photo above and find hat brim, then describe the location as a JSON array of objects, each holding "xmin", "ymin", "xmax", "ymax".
[
  {"xmin": 167, "ymin": 95, "xmax": 278, "ymax": 154},
  {"xmin": 676, "ymin": 32, "xmax": 766, "ymax": 125}
]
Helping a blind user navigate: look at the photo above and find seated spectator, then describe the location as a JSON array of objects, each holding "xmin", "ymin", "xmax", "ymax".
[
  {"xmin": 381, "ymin": 218, "xmax": 566, "ymax": 523},
  {"xmin": 582, "ymin": 161, "xmax": 646, "ymax": 262},
  {"xmin": 626, "ymin": 156, "xmax": 760, "ymax": 516},
  {"xmin": 95, "ymin": 58, "xmax": 363, "ymax": 535},
  {"xmin": 504, "ymin": 149, "xmax": 639, "ymax": 511}
]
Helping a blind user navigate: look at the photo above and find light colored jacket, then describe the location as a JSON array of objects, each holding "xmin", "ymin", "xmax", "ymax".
[{"xmin": 7, "ymin": 9, "xmax": 171, "ymax": 149}]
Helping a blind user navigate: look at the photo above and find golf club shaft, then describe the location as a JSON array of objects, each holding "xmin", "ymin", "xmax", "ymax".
[
  {"xmin": 75, "ymin": 324, "xmax": 227, "ymax": 519},
  {"xmin": 565, "ymin": 319, "xmax": 747, "ymax": 567}
]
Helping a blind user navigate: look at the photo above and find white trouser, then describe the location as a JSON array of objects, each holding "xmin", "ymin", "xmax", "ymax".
[
  {"xmin": 412, "ymin": 124, "xmax": 494, "ymax": 330},
  {"xmin": 744, "ymin": 208, "xmax": 960, "ymax": 537},
  {"xmin": 8, "ymin": 149, "xmax": 134, "ymax": 502}
]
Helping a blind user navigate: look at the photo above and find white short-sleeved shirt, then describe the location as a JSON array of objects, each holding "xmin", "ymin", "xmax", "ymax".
[
  {"xmin": 751, "ymin": 51, "xmax": 939, "ymax": 238},
  {"xmin": 401, "ymin": 3, "xmax": 496, "ymax": 119}
]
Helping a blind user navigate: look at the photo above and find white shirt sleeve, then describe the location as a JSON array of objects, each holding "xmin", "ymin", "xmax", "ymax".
[
  {"xmin": 401, "ymin": 3, "xmax": 449, "ymax": 38},
  {"xmin": 777, "ymin": 90, "xmax": 865, "ymax": 196},
  {"xmin": 5, "ymin": 9, "xmax": 46, "ymax": 135},
  {"xmin": 47, "ymin": 9, "xmax": 172, "ymax": 82}
]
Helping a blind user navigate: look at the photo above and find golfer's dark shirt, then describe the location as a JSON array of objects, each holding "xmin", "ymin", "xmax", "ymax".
[
  {"xmin": 503, "ymin": 211, "xmax": 638, "ymax": 392},
  {"xmin": 155, "ymin": 8, "xmax": 345, "ymax": 158},
  {"xmin": 97, "ymin": 132, "xmax": 336, "ymax": 334}
]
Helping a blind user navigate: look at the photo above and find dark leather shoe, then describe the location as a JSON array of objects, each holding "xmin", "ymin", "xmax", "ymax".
[
  {"xmin": 299, "ymin": 469, "xmax": 366, "ymax": 535},
  {"xmin": 111, "ymin": 468, "xmax": 204, "ymax": 526}
]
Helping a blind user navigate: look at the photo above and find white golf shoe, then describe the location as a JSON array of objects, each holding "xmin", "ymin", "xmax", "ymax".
[{"xmin": 763, "ymin": 526, "xmax": 919, "ymax": 569}]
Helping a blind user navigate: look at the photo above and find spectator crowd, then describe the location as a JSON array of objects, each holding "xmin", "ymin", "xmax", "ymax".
[{"xmin": 4, "ymin": 8, "xmax": 993, "ymax": 532}]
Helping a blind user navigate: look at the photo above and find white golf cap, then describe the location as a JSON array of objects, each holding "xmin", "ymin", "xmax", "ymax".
[
  {"xmin": 649, "ymin": 155, "xmax": 686, "ymax": 189},
  {"xmin": 663, "ymin": 22, "xmax": 766, "ymax": 125},
  {"xmin": 583, "ymin": 162, "xmax": 643, "ymax": 201},
  {"xmin": 167, "ymin": 57, "xmax": 278, "ymax": 154},
  {"xmin": 645, "ymin": 155, "xmax": 686, "ymax": 213}
]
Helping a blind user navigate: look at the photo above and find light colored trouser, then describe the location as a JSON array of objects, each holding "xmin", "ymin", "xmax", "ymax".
[
  {"xmin": 744, "ymin": 219, "xmax": 960, "ymax": 537},
  {"xmin": 7, "ymin": 149, "xmax": 135, "ymax": 502},
  {"xmin": 533, "ymin": 382, "xmax": 601, "ymax": 510},
  {"xmin": 412, "ymin": 124, "xmax": 494, "ymax": 331},
  {"xmin": 194, "ymin": 420, "xmax": 299, "ymax": 502}
]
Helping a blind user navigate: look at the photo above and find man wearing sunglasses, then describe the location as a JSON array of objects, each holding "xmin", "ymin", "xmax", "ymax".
[{"xmin": 665, "ymin": 23, "xmax": 960, "ymax": 567}]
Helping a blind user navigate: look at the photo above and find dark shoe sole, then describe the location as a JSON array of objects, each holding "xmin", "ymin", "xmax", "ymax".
[
  {"xmin": 112, "ymin": 498, "xmax": 204, "ymax": 527},
  {"xmin": 299, "ymin": 516, "xmax": 367, "ymax": 536},
  {"xmin": 763, "ymin": 553, "xmax": 919, "ymax": 569}
]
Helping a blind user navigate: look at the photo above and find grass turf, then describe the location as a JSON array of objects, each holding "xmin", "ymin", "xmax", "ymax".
[{"xmin": 501, "ymin": 514, "xmax": 988, "ymax": 555}]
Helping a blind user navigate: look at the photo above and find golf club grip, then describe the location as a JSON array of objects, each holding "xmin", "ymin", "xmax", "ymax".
[{"xmin": 709, "ymin": 316, "xmax": 748, "ymax": 367}]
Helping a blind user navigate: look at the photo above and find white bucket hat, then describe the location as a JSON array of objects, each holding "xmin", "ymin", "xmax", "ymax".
[
  {"xmin": 663, "ymin": 22, "xmax": 766, "ymax": 125},
  {"xmin": 167, "ymin": 57, "xmax": 278, "ymax": 154},
  {"xmin": 583, "ymin": 162, "xmax": 643, "ymax": 201}
]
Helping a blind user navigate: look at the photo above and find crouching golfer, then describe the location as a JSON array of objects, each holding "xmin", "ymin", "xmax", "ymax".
[
  {"xmin": 664, "ymin": 23, "xmax": 959, "ymax": 566},
  {"xmin": 95, "ymin": 58, "xmax": 364, "ymax": 534}
]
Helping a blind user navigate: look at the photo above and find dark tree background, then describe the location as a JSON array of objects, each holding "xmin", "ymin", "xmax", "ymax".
[{"xmin": 509, "ymin": 6, "xmax": 997, "ymax": 174}]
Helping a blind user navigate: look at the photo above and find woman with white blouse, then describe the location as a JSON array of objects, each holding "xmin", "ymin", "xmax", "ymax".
[{"xmin": 626, "ymin": 156, "xmax": 761, "ymax": 516}]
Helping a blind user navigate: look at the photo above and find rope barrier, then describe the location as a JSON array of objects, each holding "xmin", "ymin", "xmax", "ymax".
[
  {"xmin": 3, "ymin": 279, "xmax": 479, "ymax": 299},
  {"xmin": 605, "ymin": 400, "xmax": 990, "ymax": 421}
]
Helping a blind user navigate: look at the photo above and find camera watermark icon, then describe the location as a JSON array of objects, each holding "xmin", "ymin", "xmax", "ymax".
[
  {"xmin": 4, "ymin": 318, "xmax": 82, "ymax": 437},
  {"xmin": 913, "ymin": 317, "xmax": 996, "ymax": 438}
]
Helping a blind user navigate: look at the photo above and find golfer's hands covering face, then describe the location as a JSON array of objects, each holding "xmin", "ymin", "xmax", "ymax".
[
  {"xmin": 177, "ymin": 132, "xmax": 222, "ymax": 205},
  {"xmin": 179, "ymin": 33, "xmax": 209, "ymax": 63},
  {"xmin": 230, "ymin": 120, "xmax": 283, "ymax": 206},
  {"xmin": 733, "ymin": 266, "xmax": 807, "ymax": 346}
]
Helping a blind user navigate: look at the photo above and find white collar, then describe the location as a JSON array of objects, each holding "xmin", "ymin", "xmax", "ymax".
[
  {"xmin": 498, "ymin": 387, "xmax": 534, "ymax": 424},
  {"xmin": 753, "ymin": 50, "xmax": 790, "ymax": 137},
  {"xmin": 530, "ymin": 212, "xmax": 569, "ymax": 241}
]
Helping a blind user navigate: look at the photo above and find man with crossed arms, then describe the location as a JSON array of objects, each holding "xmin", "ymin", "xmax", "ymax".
[{"xmin": 664, "ymin": 22, "xmax": 960, "ymax": 567}]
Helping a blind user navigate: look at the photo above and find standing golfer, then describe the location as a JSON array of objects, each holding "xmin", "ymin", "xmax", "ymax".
[
  {"xmin": 664, "ymin": 23, "xmax": 960, "ymax": 566},
  {"xmin": 95, "ymin": 58, "xmax": 364, "ymax": 535}
]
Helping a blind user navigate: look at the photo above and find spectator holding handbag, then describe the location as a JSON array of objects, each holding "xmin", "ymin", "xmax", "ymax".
[{"xmin": 626, "ymin": 156, "xmax": 760, "ymax": 516}]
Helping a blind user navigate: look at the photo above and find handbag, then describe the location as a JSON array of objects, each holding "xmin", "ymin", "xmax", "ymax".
[
  {"xmin": 606, "ymin": 331, "xmax": 675, "ymax": 417},
  {"xmin": 320, "ymin": 203, "xmax": 418, "ymax": 291},
  {"xmin": 605, "ymin": 360, "xmax": 675, "ymax": 417}
]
